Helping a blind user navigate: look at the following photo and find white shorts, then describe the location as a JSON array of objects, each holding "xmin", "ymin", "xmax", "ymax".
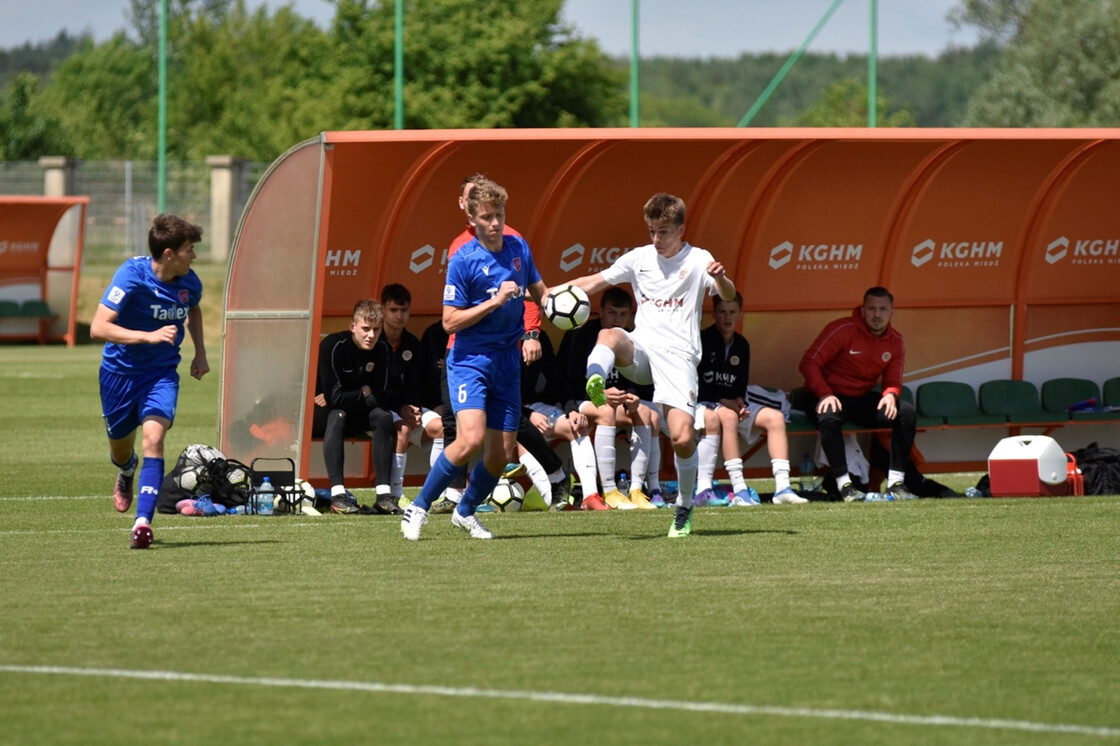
[
  {"xmin": 694, "ymin": 401, "xmax": 764, "ymax": 446},
  {"xmin": 616, "ymin": 329, "xmax": 698, "ymax": 414},
  {"xmin": 392, "ymin": 407, "xmax": 440, "ymax": 447}
]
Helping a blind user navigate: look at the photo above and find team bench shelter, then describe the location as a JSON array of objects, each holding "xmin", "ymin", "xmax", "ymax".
[
  {"xmin": 0, "ymin": 197, "xmax": 88, "ymax": 346},
  {"xmin": 217, "ymin": 129, "xmax": 1120, "ymax": 485}
]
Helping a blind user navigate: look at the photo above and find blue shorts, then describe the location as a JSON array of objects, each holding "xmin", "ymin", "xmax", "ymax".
[
  {"xmin": 446, "ymin": 346, "xmax": 521, "ymax": 432},
  {"xmin": 100, "ymin": 366, "xmax": 180, "ymax": 440}
]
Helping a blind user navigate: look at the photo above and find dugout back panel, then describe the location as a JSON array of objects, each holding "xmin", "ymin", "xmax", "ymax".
[{"xmin": 219, "ymin": 129, "xmax": 1120, "ymax": 477}]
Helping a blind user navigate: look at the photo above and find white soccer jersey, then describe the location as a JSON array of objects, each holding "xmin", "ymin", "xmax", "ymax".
[{"xmin": 601, "ymin": 242, "xmax": 718, "ymax": 361}]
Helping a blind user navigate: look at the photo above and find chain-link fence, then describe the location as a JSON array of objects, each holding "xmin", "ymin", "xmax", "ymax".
[
  {"xmin": 0, "ymin": 159, "xmax": 270, "ymax": 264},
  {"xmin": 0, "ymin": 161, "xmax": 43, "ymax": 196}
]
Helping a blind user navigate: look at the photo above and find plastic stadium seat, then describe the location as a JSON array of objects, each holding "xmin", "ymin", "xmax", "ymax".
[
  {"xmin": 1104, "ymin": 377, "xmax": 1120, "ymax": 408},
  {"xmin": 1041, "ymin": 377, "xmax": 1100, "ymax": 418},
  {"xmin": 787, "ymin": 387, "xmax": 815, "ymax": 433},
  {"xmin": 0, "ymin": 300, "xmax": 20, "ymax": 317},
  {"xmin": 20, "ymin": 300, "xmax": 54, "ymax": 318},
  {"xmin": 899, "ymin": 384, "xmax": 943, "ymax": 428},
  {"xmin": 978, "ymin": 379, "xmax": 1066, "ymax": 425},
  {"xmin": 1062, "ymin": 377, "xmax": 1120, "ymax": 422},
  {"xmin": 916, "ymin": 381, "xmax": 1006, "ymax": 425}
]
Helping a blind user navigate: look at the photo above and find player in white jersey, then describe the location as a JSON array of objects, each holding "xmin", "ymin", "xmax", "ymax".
[{"xmin": 566, "ymin": 193, "xmax": 736, "ymax": 537}]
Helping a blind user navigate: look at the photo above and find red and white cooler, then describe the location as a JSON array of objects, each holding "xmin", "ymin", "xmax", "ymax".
[{"xmin": 987, "ymin": 435, "xmax": 1069, "ymax": 497}]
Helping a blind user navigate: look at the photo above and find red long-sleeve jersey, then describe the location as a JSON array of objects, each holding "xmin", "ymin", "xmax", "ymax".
[{"xmin": 799, "ymin": 307, "xmax": 905, "ymax": 399}]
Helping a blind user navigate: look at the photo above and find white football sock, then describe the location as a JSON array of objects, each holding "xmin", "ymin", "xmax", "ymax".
[
  {"xmin": 594, "ymin": 425, "xmax": 617, "ymax": 492},
  {"xmin": 646, "ymin": 434, "xmax": 662, "ymax": 492},
  {"xmin": 429, "ymin": 437, "xmax": 444, "ymax": 468},
  {"xmin": 570, "ymin": 435, "xmax": 599, "ymax": 497},
  {"xmin": 586, "ymin": 344, "xmax": 616, "ymax": 380},
  {"xmin": 726, "ymin": 457, "xmax": 747, "ymax": 493},
  {"xmin": 696, "ymin": 434, "xmax": 719, "ymax": 492},
  {"xmin": 674, "ymin": 450, "xmax": 699, "ymax": 509},
  {"xmin": 629, "ymin": 426, "xmax": 651, "ymax": 492},
  {"xmin": 391, "ymin": 452, "xmax": 407, "ymax": 497},
  {"xmin": 520, "ymin": 450, "xmax": 550, "ymax": 504},
  {"xmin": 771, "ymin": 458, "xmax": 791, "ymax": 492}
]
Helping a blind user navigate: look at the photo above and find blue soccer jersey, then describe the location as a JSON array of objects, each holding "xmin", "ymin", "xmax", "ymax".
[
  {"xmin": 99, "ymin": 256, "xmax": 203, "ymax": 375},
  {"xmin": 443, "ymin": 235, "xmax": 540, "ymax": 354}
]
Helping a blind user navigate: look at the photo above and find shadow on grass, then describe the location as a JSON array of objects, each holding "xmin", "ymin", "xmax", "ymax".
[
  {"xmin": 487, "ymin": 530, "xmax": 627, "ymax": 540},
  {"xmin": 153, "ymin": 538, "xmax": 283, "ymax": 549},
  {"xmin": 627, "ymin": 527, "xmax": 800, "ymax": 540}
]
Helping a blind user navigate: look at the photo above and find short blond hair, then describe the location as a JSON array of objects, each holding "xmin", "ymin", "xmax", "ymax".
[
  {"xmin": 467, "ymin": 180, "xmax": 508, "ymax": 218},
  {"xmin": 352, "ymin": 298, "xmax": 383, "ymax": 326}
]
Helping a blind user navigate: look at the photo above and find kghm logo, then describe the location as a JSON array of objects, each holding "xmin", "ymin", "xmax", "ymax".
[
  {"xmin": 410, "ymin": 244, "xmax": 435, "ymax": 273},
  {"xmin": 560, "ymin": 244, "xmax": 585, "ymax": 273},
  {"xmin": 1046, "ymin": 235, "xmax": 1120, "ymax": 266},
  {"xmin": 769, "ymin": 240, "xmax": 862, "ymax": 271},
  {"xmin": 563, "ymin": 243, "xmax": 632, "ymax": 272},
  {"xmin": 911, "ymin": 239, "xmax": 935, "ymax": 268},
  {"xmin": 1046, "ymin": 237, "xmax": 1068, "ymax": 265},
  {"xmin": 769, "ymin": 241, "xmax": 792, "ymax": 270},
  {"xmin": 912, "ymin": 239, "xmax": 1002, "ymax": 268},
  {"xmin": 0, "ymin": 239, "xmax": 39, "ymax": 256},
  {"xmin": 325, "ymin": 249, "xmax": 361, "ymax": 277}
]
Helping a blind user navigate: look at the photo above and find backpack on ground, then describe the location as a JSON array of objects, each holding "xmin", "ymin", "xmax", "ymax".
[{"xmin": 1069, "ymin": 442, "xmax": 1120, "ymax": 496}]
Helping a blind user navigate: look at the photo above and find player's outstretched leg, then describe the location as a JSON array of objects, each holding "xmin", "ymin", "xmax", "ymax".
[{"xmin": 586, "ymin": 374, "xmax": 607, "ymax": 408}]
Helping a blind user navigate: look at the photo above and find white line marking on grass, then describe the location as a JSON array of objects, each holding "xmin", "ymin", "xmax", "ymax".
[{"xmin": 1, "ymin": 665, "xmax": 1117, "ymax": 738}]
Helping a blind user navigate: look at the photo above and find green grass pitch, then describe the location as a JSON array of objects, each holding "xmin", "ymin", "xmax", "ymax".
[{"xmin": 1, "ymin": 345, "xmax": 1118, "ymax": 745}]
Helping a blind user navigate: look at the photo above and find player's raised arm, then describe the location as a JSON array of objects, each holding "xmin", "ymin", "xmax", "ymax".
[
  {"xmin": 563, "ymin": 272, "xmax": 610, "ymax": 298},
  {"xmin": 707, "ymin": 260, "xmax": 736, "ymax": 301}
]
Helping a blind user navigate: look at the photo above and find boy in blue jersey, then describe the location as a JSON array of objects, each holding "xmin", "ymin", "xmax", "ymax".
[
  {"xmin": 91, "ymin": 214, "xmax": 208, "ymax": 549},
  {"xmin": 401, "ymin": 180, "xmax": 551, "ymax": 540}
]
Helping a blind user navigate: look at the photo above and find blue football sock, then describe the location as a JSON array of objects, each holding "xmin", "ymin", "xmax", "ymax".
[
  {"xmin": 412, "ymin": 453, "xmax": 464, "ymax": 510},
  {"xmin": 458, "ymin": 462, "xmax": 501, "ymax": 516},
  {"xmin": 136, "ymin": 457, "xmax": 163, "ymax": 523}
]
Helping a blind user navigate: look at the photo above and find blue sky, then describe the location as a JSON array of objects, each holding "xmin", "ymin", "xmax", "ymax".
[{"xmin": 5, "ymin": 0, "xmax": 979, "ymax": 58}]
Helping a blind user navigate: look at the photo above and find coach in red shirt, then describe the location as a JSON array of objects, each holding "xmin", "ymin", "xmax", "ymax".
[{"xmin": 799, "ymin": 286, "xmax": 917, "ymax": 502}]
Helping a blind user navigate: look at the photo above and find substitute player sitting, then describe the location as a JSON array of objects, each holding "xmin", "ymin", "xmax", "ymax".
[{"xmin": 695, "ymin": 292, "xmax": 807, "ymax": 506}]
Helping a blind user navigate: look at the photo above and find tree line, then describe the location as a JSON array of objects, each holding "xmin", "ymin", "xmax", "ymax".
[{"xmin": 2, "ymin": 0, "xmax": 1118, "ymax": 165}]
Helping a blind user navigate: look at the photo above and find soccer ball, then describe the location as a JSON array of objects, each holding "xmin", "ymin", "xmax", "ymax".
[
  {"xmin": 487, "ymin": 478, "xmax": 525, "ymax": 512},
  {"xmin": 174, "ymin": 444, "xmax": 226, "ymax": 493},
  {"xmin": 544, "ymin": 284, "xmax": 591, "ymax": 330},
  {"xmin": 227, "ymin": 464, "xmax": 252, "ymax": 492}
]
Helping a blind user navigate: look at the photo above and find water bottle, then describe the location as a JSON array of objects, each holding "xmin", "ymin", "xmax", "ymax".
[
  {"xmin": 798, "ymin": 453, "xmax": 816, "ymax": 492},
  {"xmin": 964, "ymin": 487, "xmax": 983, "ymax": 498},
  {"xmin": 864, "ymin": 492, "xmax": 888, "ymax": 502},
  {"xmin": 256, "ymin": 477, "xmax": 275, "ymax": 515},
  {"xmin": 547, "ymin": 409, "xmax": 562, "ymax": 430},
  {"xmin": 617, "ymin": 471, "xmax": 630, "ymax": 495}
]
